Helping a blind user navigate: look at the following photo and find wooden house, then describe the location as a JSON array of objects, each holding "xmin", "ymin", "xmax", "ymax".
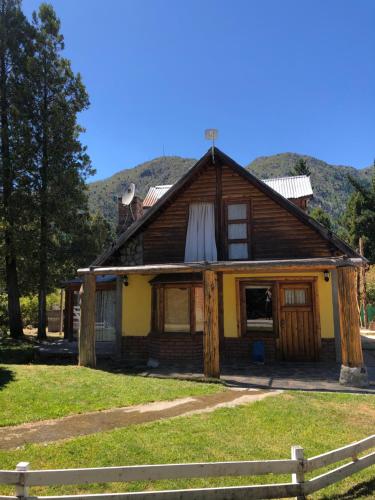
[{"xmin": 78, "ymin": 148, "xmax": 367, "ymax": 386}]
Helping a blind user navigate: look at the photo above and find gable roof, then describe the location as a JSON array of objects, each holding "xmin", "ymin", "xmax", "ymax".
[
  {"xmin": 142, "ymin": 175, "xmax": 313, "ymax": 210},
  {"xmin": 94, "ymin": 147, "xmax": 360, "ymax": 266}
]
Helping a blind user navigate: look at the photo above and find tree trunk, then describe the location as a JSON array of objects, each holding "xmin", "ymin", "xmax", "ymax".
[
  {"xmin": 79, "ymin": 273, "xmax": 96, "ymax": 368},
  {"xmin": 37, "ymin": 79, "xmax": 48, "ymax": 340},
  {"xmin": 0, "ymin": 38, "xmax": 23, "ymax": 338},
  {"xmin": 203, "ymin": 269, "xmax": 220, "ymax": 378}
]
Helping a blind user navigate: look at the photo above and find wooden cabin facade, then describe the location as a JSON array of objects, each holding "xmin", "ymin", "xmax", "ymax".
[{"xmin": 78, "ymin": 148, "xmax": 367, "ymax": 385}]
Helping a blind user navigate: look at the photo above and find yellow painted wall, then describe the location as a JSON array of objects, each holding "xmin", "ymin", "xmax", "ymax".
[
  {"xmin": 122, "ymin": 274, "xmax": 155, "ymax": 336},
  {"xmin": 223, "ymin": 271, "xmax": 334, "ymax": 339},
  {"xmin": 122, "ymin": 271, "xmax": 335, "ymax": 339}
]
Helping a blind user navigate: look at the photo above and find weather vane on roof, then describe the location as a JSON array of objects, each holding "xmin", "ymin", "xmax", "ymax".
[{"xmin": 205, "ymin": 129, "xmax": 218, "ymax": 163}]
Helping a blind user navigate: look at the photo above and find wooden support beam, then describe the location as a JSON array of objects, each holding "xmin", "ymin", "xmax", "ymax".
[
  {"xmin": 337, "ymin": 266, "xmax": 368, "ymax": 386},
  {"xmin": 79, "ymin": 273, "xmax": 96, "ymax": 368},
  {"xmin": 337, "ymin": 266, "xmax": 364, "ymax": 367},
  {"xmin": 203, "ymin": 270, "xmax": 220, "ymax": 378}
]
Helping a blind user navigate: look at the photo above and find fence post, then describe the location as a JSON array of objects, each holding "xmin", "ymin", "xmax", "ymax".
[
  {"xmin": 15, "ymin": 462, "xmax": 29, "ymax": 500},
  {"xmin": 291, "ymin": 446, "xmax": 306, "ymax": 500}
]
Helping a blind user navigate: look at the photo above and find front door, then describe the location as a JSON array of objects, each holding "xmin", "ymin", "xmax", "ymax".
[{"xmin": 279, "ymin": 282, "xmax": 318, "ymax": 361}]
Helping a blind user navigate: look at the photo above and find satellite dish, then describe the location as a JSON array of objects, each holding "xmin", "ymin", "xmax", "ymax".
[{"xmin": 121, "ymin": 183, "xmax": 135, "ymax": 205}]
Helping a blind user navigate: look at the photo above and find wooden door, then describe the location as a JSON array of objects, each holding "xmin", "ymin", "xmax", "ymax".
[{"xmin": 279, "ymin": 283, "xmax": 318, "ymax": 361}]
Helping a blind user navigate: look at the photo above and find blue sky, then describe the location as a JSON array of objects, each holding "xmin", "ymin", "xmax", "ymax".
[{"xmin": 23, "ymin": 0, "xmax": 375, "ymax": 181}]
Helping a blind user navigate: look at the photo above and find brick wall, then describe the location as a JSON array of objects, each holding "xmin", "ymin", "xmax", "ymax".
[
  {"xmin": 149, "ymin": 333, "xmax": 203, "ymax": 364},
  {"xmin": 221, "ymin": 337, "xmax": 276, "ymax": 364},
  {"xmin": 121, "ymin": 335, "xmax": 336, "ymax": 367},
  {"xmin": 320, "ymin": 338, "xmax": 337, "ymax": 362}
]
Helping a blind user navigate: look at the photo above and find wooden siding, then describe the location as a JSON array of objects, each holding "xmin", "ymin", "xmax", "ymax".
[
  {"xmin": 142, "ymin": 160, "xmax": 334, "ymax": 264},
  {"xmin": 143, "ymin": 163, "xmax": 217, "ymax": 263}
]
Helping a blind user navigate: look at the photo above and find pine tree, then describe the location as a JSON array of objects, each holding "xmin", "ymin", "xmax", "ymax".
[
  {"xmin": 343, "ymin": 163, "xmax": 375, "ymax": 261},
  {"xmin": 28, "ymin": 4, "xmax": 92, "ymax": 338},
  {"xmin": 0, "ymin": 0, "xmax": 32, "ymax": 338},
  {"xmin": 291, "ymin": 158, "xmax": 311, "ymax": 176},
  {"xmin": 309, "ymin": 206, "xmax": 333, "ymax": 230}
]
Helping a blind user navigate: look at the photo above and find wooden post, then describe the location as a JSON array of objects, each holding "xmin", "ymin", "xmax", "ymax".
[
  {"xmin": 59, "ymin": 288, "xmax": 64, "ymax": 335},
  {"xmin": 203, "ymin": 269, "xmax": 220, "ymax": 378},
  {"xmin": 359, "ymin": 238, "xmax": 368, "ymax": 329},
  {"xmin": 337, "ymin": 265, "xmax": 368, "ymax": 386},
  {"xmin": 115, "ymin": 277, "xmax": 123, "ymax": 360},
  {"xmin": 79, "ymin": 273, "xmax": 96, "ymax": 368},
  {"xmin": 15, "ymin": 462, "xmax": 29, "ymax": 499},
  {"xmin": 291, "ymin": 446, "xmax": 305, "ymax": 500}
]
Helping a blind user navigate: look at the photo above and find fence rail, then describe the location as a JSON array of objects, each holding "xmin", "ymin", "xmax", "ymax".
[{"xmin": 1, "ymin": 435, "xmax": 374, "ymax": 500}]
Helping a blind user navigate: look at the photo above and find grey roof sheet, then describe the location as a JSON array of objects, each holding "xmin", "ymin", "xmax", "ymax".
[{"xmin": 263, "ymin": 175, "xmax": 313, "ymax": 199}]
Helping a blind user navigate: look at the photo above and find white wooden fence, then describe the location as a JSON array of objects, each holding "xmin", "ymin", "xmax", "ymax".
[{"xmin": 0, "ymin": 435, "xmax": 374, "ymax": 500}]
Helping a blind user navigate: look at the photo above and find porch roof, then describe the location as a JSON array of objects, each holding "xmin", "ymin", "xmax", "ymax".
[{"xmin": 77, "ymin": 257, "xmax": 365, "ymax": 276}]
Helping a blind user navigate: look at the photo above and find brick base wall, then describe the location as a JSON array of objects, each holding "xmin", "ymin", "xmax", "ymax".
[
  {"xmin": 320, "ymin": 338, "xmax": 337, "ymax": 362},
  {"xmin": 121, "ymin": 335, "xmax": 337, "ymax": 366},
  {"xmin": 221, "ymin": 337, "xmax": 276, "ymax": 364},
  {"xmin": 122, "ymin": 336, "xmax": 148, "ymax": 366},
  {"xmin": 149, "ymin": 333, "xmax": 204, "ymax": 363}
]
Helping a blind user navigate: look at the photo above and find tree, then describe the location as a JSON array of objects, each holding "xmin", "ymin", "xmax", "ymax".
[
  {"xmin": 343, "ymin": 163, "xmax": 375, "ymax": 262},
  {"xmin": 28, "ymin": 4, "xmax": 93, "ymax": 338},
  {"xmin": 310, "ymin": 206, "xmax": 333, "ymax": 230},
  {"xmin": 0, "ymin": 0, "xmax": 32, "ymax": 338},
  {"xmin": 291, "ymin": 158, "xmax": 311, "ymax": 176}
]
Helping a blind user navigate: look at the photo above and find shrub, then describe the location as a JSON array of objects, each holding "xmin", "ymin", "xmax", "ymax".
[{"xmin": 20, "ymin": 290, "xmax": 62, "ymax": 327}]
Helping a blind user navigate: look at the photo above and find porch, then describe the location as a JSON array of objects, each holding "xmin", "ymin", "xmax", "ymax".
[{"xmin": 77, "ymin": 257, "xmax": 368, "ymax": 386}]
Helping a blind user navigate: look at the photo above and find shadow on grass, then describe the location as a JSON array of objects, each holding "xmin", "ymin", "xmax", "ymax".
[
  {"xmin": 0, "ymin": 336, "xmax": 35, "ymax": 364},
  {"xmin": 321, "ymin": 476, "xmax": 375, "ymax": 499},
  {"xmin": 0, "ymin": 366, "xmax": 14, "ymax": 390}
]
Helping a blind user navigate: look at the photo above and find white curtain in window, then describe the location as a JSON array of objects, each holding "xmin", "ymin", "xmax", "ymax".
[{"xmin": 184, "ymin": 203, "xmax": 217, "ymax": 262}]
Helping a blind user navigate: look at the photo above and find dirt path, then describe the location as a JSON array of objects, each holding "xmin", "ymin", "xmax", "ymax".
[{"xmin": 0, "ymin": 389, "xmax": 279, "ymax": 449}]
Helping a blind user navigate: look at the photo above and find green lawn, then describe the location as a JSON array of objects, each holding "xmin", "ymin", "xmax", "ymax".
[
  {"xmin": 0, "ymin": 364, "xmax": 223, "ymax": 426},
  {"xmin": 0, "ymin": 391, "xmax": 374, "ymax": 499}
]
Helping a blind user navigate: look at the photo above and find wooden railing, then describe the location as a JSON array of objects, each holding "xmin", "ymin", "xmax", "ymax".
[{"xmin": 0, "ymin": 435, "xmax": 374, "ymax": 500}]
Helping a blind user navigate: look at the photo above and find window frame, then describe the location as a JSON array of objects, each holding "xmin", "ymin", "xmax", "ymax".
[
  {"xmin": 224, "ymin": 199, "xmax": 252, "ymax": 261},
  {"xmin": 151, "ymin": 283, "xmax": 204, "ymax": 334},
  {"xmin": 237, "ymin": 280, "xmax": 277, "ymax": 338}
]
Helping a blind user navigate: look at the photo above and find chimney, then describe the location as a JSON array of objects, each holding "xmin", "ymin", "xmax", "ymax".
[{"xmin": 117, "ymin": 195, "xmax": 144, "ymax": 235}]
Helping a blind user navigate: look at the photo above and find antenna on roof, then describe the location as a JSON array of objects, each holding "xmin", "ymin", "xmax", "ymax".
[{"xmin": 205, "ymin": 129, "xmax": 218, "ymax": 163}]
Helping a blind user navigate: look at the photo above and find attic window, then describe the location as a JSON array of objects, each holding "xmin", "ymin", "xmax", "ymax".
[{"xmin": 225, "ymin": 201, "xmax": 251, "ymax": 260}]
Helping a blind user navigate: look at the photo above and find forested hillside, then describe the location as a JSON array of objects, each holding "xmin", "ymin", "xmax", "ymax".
[{"xmin": 88, "ymin": 153, "xmax": 372, "ymax": 227}]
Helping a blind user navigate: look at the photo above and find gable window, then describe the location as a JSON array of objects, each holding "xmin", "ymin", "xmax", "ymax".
[
  {"xmin": 225, "ymin": 201, "xmax": 251, "ymax": 260},
  {"xmin": 184, "ymin": 203, "xmax": 217, "ymax": 262},
  {"xmin": 150, "ymin": 274, "xmax": 204, "ymax": 334}
]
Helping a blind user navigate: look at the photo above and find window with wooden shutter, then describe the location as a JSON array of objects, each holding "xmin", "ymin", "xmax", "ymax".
[{"xmin": 225, "ymin": 201, "xmax": 251, "ymax": 260}]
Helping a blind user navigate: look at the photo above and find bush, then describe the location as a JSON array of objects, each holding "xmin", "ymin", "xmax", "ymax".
[{"xmin": 20, "ymin": 290, "xmax": 62, "ymax": 327}]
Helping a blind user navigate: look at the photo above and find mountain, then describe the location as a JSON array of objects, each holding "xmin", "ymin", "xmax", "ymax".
[{"xmin": 88, "ymin": 153, "xmax": 372, "ymax": 228}]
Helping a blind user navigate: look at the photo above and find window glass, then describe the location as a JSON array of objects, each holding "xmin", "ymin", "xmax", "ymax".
[
  {"xmin": 164, "ymin": 288, "xmax": 190, "ymax": 332},
  {"xmin": 228, "ymin": 203, "xmax": 247, "ymax": 220},
  {"xmin": 285, "ymin": 289, "xmax": 307, "ymax": 305},
  {"xmin": 194, "ymin": 287, "xmax": 204, "ymax": 331},
  {"xmin": 229, "ymin": 242, "xmax": 248, "ymax": 260},
  {"xmin": 245, "ymin": 287, "xmax": 273, "ymax": 332},
  {"xmin": 228, "ymin": 223, "xmax": 247, "ymax": 240}
]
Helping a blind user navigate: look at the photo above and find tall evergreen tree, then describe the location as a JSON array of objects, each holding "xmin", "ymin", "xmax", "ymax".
[
  {"xmin": 0, "ymin": 0, "xmax": 32, "ymax": 338},
  {"xmin": 309, "ymin": 206, "xmax": 333, "ymax": 230},
  {"xmin": 28, "ymin": 4, "xmax": 92, "ymax": 338},
  {"xmin": 291, "ymin": 158, "xmax": 311, "ymax": 176},
  {"xmin": 343, "ymin": 163, "xmax": 375, "ymax": 261}
]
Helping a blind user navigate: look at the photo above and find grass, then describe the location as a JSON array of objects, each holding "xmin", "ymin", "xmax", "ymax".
[
  {"xmin": 0, "ymin": 364, "xmax": 224, "ymax": 426},
  {"xmin": 0, "ymin": 391, "xmax": 374, "ymax": 499}
]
